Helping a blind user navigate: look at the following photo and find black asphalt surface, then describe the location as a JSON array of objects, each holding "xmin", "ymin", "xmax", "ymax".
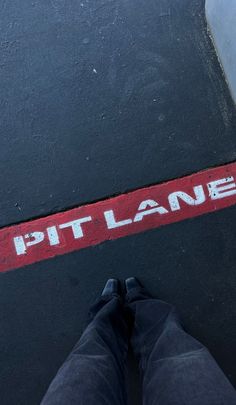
[{"xmin": 0, "ymin": 0, "xmax": 236, "ymax": 404}]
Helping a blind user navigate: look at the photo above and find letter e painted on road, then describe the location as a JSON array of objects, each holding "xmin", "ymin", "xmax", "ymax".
[{"xmin": 208, "ymin": 177, "xmax": 236, "ymax": 200}]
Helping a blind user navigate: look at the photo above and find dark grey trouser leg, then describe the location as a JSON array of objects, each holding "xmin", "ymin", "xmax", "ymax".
[
  {"xmin": 126, "ymin": 287, "xmax": 236, "ymax": 405},
  {"xmin": 41, "ymin": 294, "xmax": 128, "ymax": 405}
]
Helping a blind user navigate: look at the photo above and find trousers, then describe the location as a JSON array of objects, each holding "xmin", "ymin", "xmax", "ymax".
[{"xmin": 41, "ymin": 287, "xmax": 236, "ymax": 405}]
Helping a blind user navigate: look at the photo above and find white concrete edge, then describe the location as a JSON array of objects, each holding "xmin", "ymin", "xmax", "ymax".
[{"xmin": 205, "ymin": 0, "xmax": 236, "ymax": 104}]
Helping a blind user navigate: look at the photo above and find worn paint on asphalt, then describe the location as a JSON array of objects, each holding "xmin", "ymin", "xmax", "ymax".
[{"xmin": 1, "ymin": 162, "xmax": 236, "ymax": 273}]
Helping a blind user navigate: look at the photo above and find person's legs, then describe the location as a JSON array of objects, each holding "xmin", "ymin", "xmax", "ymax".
[
  {"xmin": 41, "ymin": 279, "xmax": 128, "ymax": 405},
  {"xmin": 125, "ymin": 278, "xmax": 236, "ymax": 405}
]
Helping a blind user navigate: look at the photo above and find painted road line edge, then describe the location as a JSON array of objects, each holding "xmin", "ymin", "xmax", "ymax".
[{"xmin": 1, "ymin": 161, "xmax": 236, "ymax": 273}]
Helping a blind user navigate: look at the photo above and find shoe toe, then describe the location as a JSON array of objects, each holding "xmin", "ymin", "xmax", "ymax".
[
  {"xmin": 125, "ymin": 277, "xmax": 142, "ymax": 293},
  {"xmin": 101, "ymin": 278, "xmax": 119, "ymax": 296}
]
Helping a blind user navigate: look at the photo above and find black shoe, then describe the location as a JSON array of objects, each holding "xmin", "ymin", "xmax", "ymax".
[
  {"xmin": 125, "ymin": 277, "xmax": 142, "ymax": 293},
  {"xmin": 125, "ymin": 277, "xmax": 151, "ymax": 303},
  {"xmin": 101, "ymin": 278, "xmax": 120, "ymax": 297}
]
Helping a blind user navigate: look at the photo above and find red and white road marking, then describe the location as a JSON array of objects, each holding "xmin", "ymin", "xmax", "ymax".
[{"xmin": 1, "ymin": 162, "xmax": 236, "ymax": 273}]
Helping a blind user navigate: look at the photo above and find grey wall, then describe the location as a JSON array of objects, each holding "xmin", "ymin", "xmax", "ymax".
[{"xmin": 206, "ymin": 0, "xmax": 236, "ymax": 103}]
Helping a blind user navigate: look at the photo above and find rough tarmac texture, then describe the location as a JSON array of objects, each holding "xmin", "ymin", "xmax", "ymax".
[{"xmin": 0, "ymin": 0, "xmax": 236, "ymax": 404}]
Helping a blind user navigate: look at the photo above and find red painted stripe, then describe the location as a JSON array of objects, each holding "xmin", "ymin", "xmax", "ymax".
[{"xmin": 1, "ymin": 162, "xmax": 236, "ymax": 273}]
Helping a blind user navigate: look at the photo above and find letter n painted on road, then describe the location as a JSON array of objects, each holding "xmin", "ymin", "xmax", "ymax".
[{"xmin": 1, "ymin": 162, "xmax": 236, "ymax": 273}]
